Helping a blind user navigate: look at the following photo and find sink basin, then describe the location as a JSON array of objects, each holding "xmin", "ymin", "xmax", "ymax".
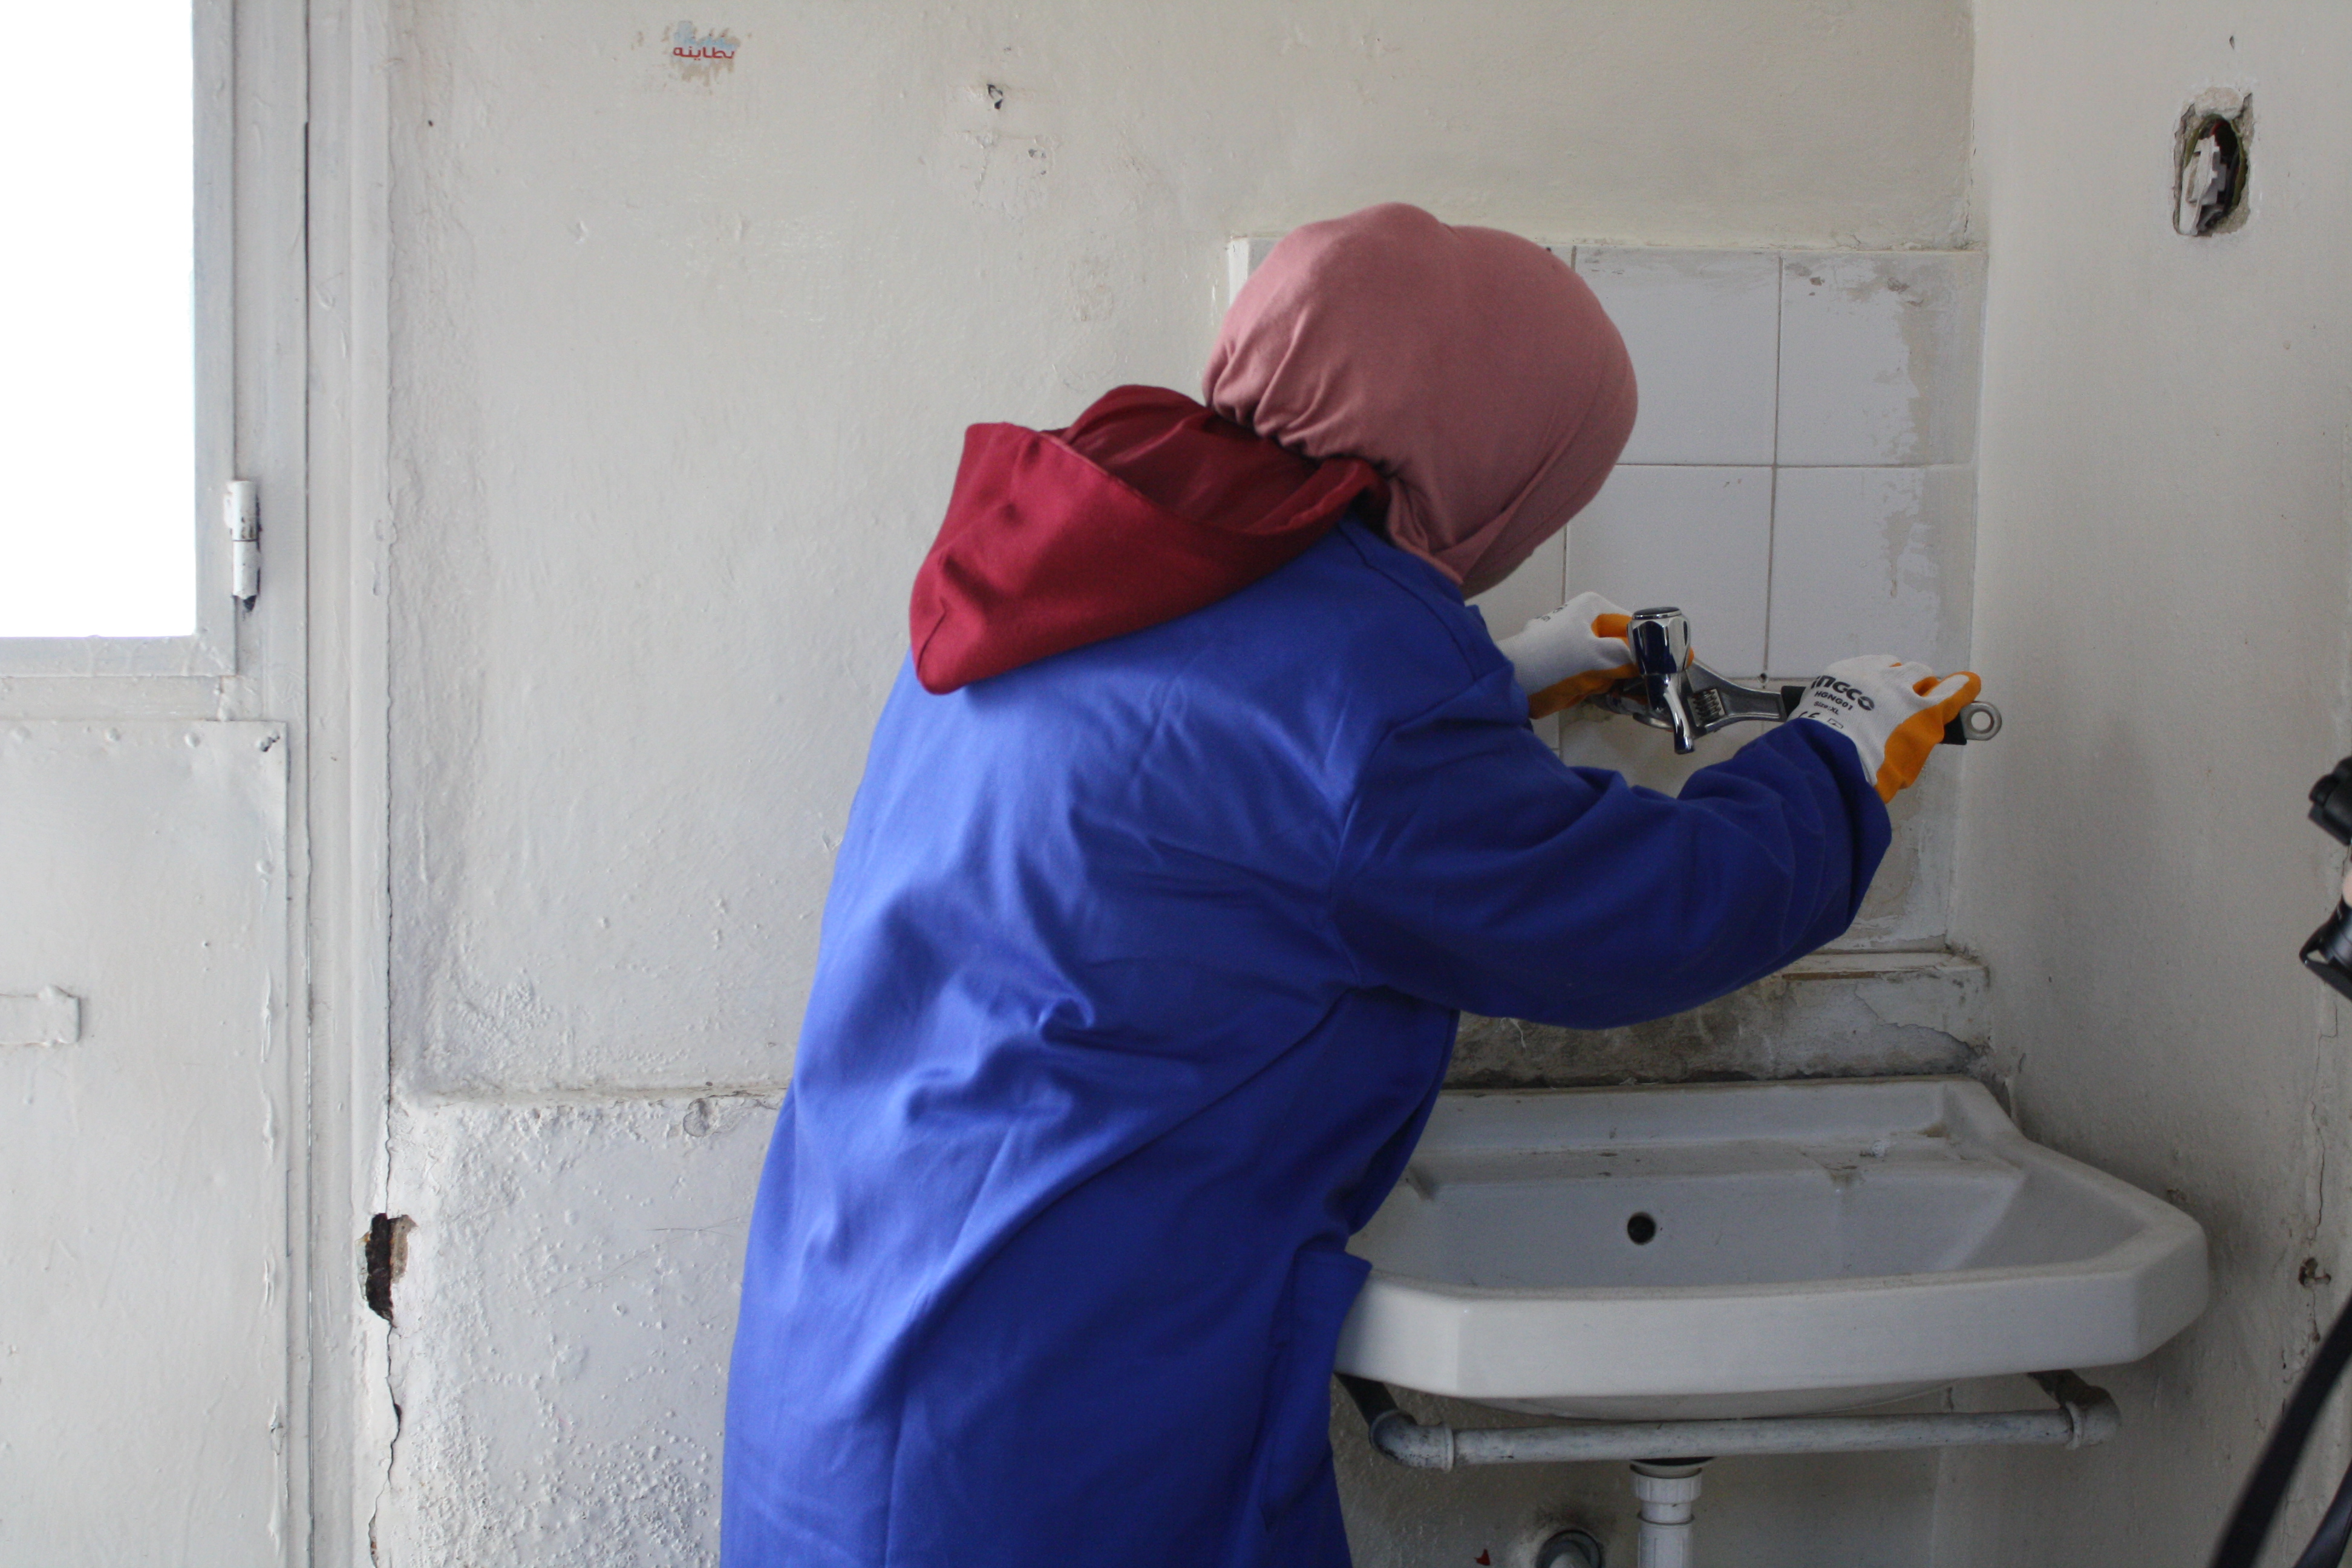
[{"xmin": 1337, "ymin": 1078, "xmax": 2207, "ymax": 1420}]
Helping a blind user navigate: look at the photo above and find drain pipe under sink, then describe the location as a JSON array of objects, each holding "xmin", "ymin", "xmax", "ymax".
[{"xmin": 1630, "ymin": 1462, "xmax": 1705, "ymax": 1568}]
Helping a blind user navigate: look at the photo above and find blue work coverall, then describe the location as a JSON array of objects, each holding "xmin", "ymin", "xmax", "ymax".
[{"xmin": 723, "ymin": 518, "xmax": 1889, "ymax": 1566}]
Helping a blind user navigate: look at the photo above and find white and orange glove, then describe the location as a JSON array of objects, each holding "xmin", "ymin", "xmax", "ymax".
[
  {"xmin": 1791, "ymin": 655, "xmax": 1984, "ymax": 802},
  {"xmin": 1495, "ymin": 591, "xmax": 1640, "ymax": 719}
]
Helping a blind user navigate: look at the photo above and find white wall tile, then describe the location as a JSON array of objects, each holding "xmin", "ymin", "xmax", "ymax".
[
  {"xmin": 1567, "ymin": 465, "xmax": 1772, "ymax": 676},
  {"xmin": 1846, "ymin": 762, "xmax": 1958, "ymax": 948},
  {"xmin": 1469, "ymin": 528, "xmax": 1567, "ymax": 747},
  {"xmin": 1766, "ymin": 466, "xmax": 1976, "ymax": 676},
  {"xmin": 1468, "ymin": 526, "xmax": 1566, "ymax": 645},
  {"xmin": 1775, "ymin": 252, "xmax": 1984, "ymax": 466},
  {"xmin": 1225, "ymin": 235, "xmax": 1281, "ymax": 307},
  {"xmin": 1576, "ymin": 248, "xmax": 1780, "ymax": 465}
]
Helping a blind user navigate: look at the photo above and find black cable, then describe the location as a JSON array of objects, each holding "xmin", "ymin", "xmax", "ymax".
[
  {"xmin": 2289, "ymin": 1457, "xmax": 2352, "ymax": 1568},
  {"xmin": 2212, "ymin": 1292, "xmax": 2352, "ymax": 1568},
  {"xmin": 2215, "ymin": 756, "xmax": 2352, "ymax": 1568}
]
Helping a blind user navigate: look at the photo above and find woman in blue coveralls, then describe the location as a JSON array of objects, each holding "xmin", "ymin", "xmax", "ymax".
[{"xmin": 722, "ymin": 203, "xmax": 1982, "ymax": 1567}]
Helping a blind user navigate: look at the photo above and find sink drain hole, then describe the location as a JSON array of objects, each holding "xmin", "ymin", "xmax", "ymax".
[{"xmin": 1626, "ymin": 1212, "xmax": 1658, "ymax": 1245}]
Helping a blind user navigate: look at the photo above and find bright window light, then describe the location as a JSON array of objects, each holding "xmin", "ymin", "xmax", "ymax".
[{"xmin": 0, "ymin": 2, "xmax": 196, "ymax": 638}]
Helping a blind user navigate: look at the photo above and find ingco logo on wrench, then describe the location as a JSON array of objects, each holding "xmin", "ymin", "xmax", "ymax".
[{"xmin": 1808, "ymin": 675, "xmax": 1877, "ymax": 711}]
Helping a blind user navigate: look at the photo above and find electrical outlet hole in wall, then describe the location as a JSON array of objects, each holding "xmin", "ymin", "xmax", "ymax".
[
  {"xmin": 1627, "ymin": 1212, "xmax": 1659, "ymax": 1245},
  {"xmin": 2175, "ymin": 99, "xmax": 2251, "ymax": 236}
]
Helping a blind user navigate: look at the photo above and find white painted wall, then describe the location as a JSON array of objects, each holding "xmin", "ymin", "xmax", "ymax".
[
  {"xmin": 1940, "ymin": 6, "xmax": 2352, "ymax": 1564},
  {"xmin": 373, "ymin": 4, "xmax": 1975, "ymax": 1561}
]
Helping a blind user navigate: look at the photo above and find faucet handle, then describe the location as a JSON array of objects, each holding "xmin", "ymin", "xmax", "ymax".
[
  {"xmin": 1624, "ymin": 608, "xmax": 1697, "ymax": 754},
  {"xmin": 1624, "ymin": 607, "xmax": 1690, "ymax": 678}
]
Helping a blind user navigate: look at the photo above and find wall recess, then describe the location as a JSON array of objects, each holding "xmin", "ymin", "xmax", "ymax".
[{"xmin": 2175, "ymin": 93, "xmax": 2252, "ymax": 236}]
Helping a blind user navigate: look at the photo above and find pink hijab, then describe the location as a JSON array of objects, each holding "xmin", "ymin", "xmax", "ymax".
[{"xmin": 1203, "ymin": 204, "xmax": 1637, "ymax": 598}]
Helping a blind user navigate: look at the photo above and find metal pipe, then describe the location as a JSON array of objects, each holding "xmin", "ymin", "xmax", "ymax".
[
  {"xmin": 1339, "ymin": 1371, "xmax": 2118, "ymax": 1472},
  {"xmin": 1535, "ymin": 1527, "xmax": 1606, "ymax": 1568}
]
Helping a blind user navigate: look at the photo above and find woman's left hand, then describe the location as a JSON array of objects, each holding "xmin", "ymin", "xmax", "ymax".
[{"xmin": 1495, "ymin": 590, "xmax": 1642, "ymax": 718}]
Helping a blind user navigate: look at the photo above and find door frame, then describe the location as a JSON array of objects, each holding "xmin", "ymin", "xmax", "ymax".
[{"xmin": 303, "ymin": 0, "xmax": 399, "ymax": 1558}]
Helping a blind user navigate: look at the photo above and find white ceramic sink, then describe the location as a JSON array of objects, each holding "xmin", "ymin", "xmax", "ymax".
[{"xmin": 1337, "ymin": 1078, "xmax": 2207, "ymax": 1420}]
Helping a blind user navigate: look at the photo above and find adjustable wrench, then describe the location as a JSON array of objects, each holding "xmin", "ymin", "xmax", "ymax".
[{"xmin": 1588, "ymin": 606, "xmax": 2004, "ymax": 757}]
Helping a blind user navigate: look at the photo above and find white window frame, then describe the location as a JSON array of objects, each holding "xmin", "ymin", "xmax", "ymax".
[{"xmin": 0, "ymin": 0, "xmax": 240, "ymax": 678}]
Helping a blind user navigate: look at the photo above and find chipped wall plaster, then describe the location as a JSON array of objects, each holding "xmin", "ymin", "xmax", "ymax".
[
  {"xmin": 377, "ymin": 1094, "xmax": 777, "ymax": 1564},
  {"xmin": 1450, "ymin": 954, "xmax": 1989, "ymax": 1092}
]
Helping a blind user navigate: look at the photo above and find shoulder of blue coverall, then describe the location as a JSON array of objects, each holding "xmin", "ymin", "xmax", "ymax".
[
  {"xmin": 917, "ymin": 515, "xmax": 1524, "ymax": 893},
  {"xmin": 1212, "ymin": 515, "xmax": 1526, "ymax": 731},
  {"xmin": 923, "ymin": 515, "xmax": 1529, "ymax": 848}
]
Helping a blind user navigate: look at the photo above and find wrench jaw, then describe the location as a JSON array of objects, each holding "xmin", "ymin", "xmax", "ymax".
[
  {"xmin": 1687, "ymin": 664, "xmax": 1795, "ymax": 731},
  {"xmin": 1600, "ymin": 657, "xmax": 1774, "ymax": 755},
  {"xmin": 1589, "ymin": 683, "xmax": 1677, "ymax": 736}
]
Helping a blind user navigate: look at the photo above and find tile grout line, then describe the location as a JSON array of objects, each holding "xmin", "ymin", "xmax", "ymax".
[
  {"xmin": 1759, "ymin": 252, "xmax": 1785, "ymax": 679},
  {"xmin": 1614, "ymin": 460, "xmax": 1933, "ymax": 471},
  {"xmin": 1555, "ymin": 246, "xmax": 1576, "ymax": 761},
  {"xmin": 1563, "ymin": 247, "xmax": 1576, "ymax": 612}
]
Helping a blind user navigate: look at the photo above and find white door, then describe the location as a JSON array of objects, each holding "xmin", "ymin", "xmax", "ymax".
[
  {"xmin": 0, "ymin": 722, "xmax": 292, "ymax": 1560},
  {"xmin": 0, "ymin": 0, "xmax": 312, "ymax": 1558}
]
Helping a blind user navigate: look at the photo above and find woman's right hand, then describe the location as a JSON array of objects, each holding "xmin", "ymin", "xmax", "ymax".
[
  {"xmin": 1788, "ymin": 655, "xmax": 1982, "ymax": 802},
  {"xmin": 1495, "ymin": 590, "xmax": 1639, "ymax": 718}
]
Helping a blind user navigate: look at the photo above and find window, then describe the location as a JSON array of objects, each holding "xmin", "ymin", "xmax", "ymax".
[{"xmin": 0, "ymin": 0, "xmax": 235, "ymax": 671}]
